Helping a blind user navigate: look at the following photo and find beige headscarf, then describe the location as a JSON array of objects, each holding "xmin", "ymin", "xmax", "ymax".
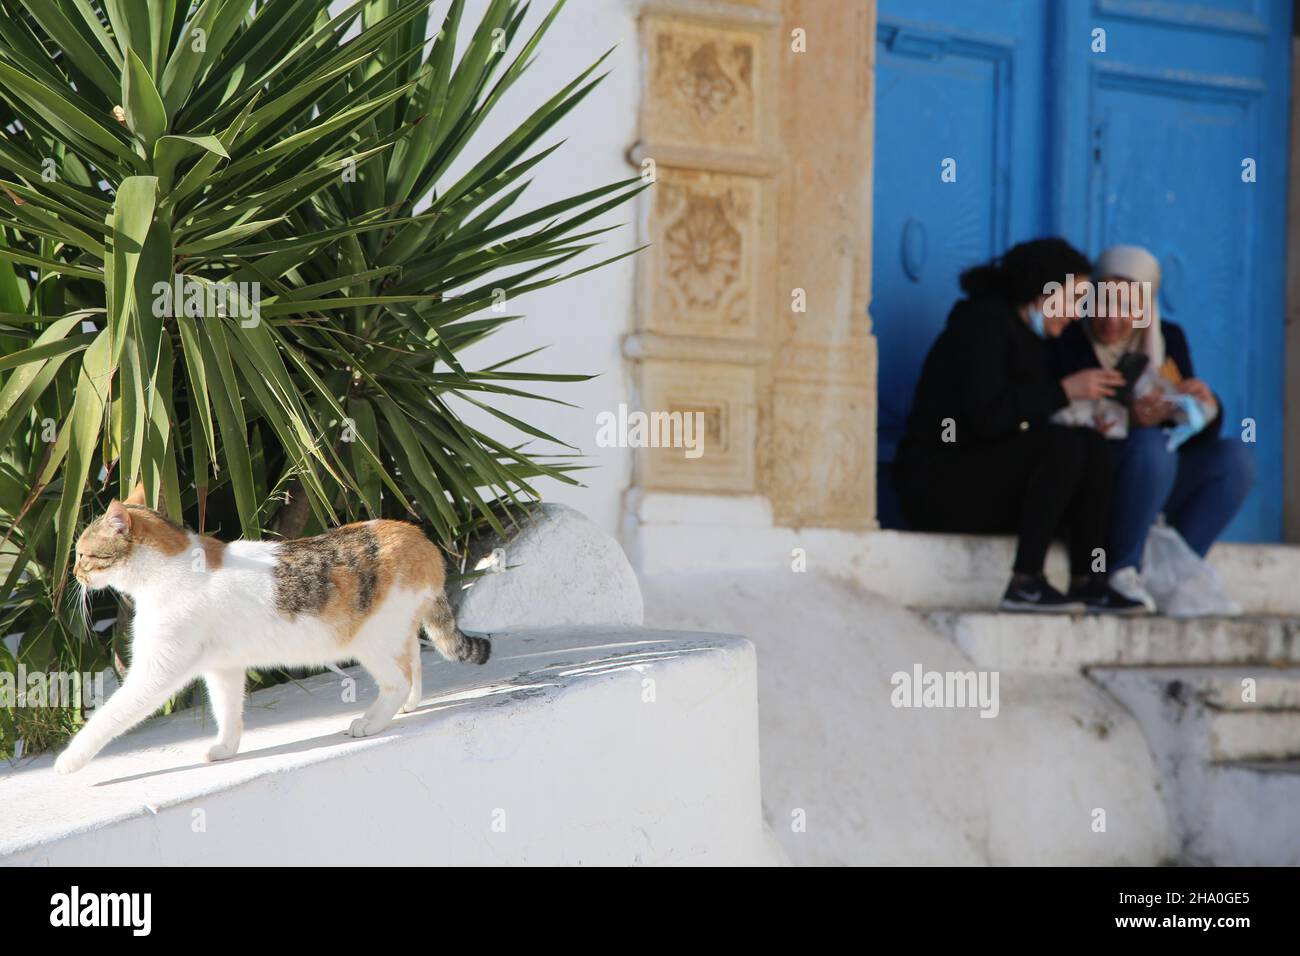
[{"xmin": 1088, "ymin": 244, "xmax": 1164, "ymax": 371}]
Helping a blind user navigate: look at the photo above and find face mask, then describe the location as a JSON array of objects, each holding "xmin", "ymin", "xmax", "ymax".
[
  {"xmin": 1028, "ymin": 307, "xmax": 1048, "ymax": 339},
  {"xmin": 1165, "ymin": 393, "xmax": 1210, "ymax": 451}
]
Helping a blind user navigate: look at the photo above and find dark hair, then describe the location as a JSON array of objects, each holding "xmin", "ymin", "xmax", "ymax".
[{"xmin": 959, "ymin": 237, "xmax": 1092, "ymax": 306}]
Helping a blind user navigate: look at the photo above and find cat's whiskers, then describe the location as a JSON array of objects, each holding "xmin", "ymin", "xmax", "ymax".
[{"xmin": 76, "ymin": 577, "xmax": 93, "ymax": 638}]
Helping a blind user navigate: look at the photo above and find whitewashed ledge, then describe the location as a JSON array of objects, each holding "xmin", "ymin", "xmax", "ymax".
[{"xmin": 0, "ymin": 626, "xmax": 782, "ymax": 866}]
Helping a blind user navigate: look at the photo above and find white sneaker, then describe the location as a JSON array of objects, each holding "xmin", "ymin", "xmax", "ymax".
[{"xmin": 1110, "ymin": 566, "xmax": 1158, "ymax": 613}]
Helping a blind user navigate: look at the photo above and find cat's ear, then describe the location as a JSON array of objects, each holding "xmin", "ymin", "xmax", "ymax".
[
  {"xmin": 123, "ymin": 480, "xmax": 164, "ymax": 512},
  {"xmin": 105, "ymin": 500, "xmax": 132, "ymax": 536}
]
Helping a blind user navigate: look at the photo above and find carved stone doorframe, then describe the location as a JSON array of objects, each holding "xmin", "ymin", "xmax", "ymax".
[{"xmin": 625, "ymin": 0, "xmax": 878, "ymax": 530}]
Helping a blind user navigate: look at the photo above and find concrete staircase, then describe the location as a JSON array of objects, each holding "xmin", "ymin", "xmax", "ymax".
[
  {"xmin": 920, "ymin": 609, "xmax": 1300, "ymax": 864},
  {"xmin": 908, "ymin": 534, "xmax": 1300, "ymax": 865},
  {"xmin": 626, "ymin": 515, "xmax": 1300, "ymax": 863},
  {"xmin": 1089, "ymin": 665, "xmax": 1300, "ymax": 865}
]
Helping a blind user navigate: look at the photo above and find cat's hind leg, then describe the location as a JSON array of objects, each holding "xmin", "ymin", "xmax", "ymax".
[
  {"xmin": 202, "ymin": 668, "xmax": 246, "ymax": 761},
  {"xmin": 400, "ymin": 634, "xmax": 422, "ymax": 714},
  {"xmin": 348, "ymin": 645, "xmax": 410, "ymax": 738}
]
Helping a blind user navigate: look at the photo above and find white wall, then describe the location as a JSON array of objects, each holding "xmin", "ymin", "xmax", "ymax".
[
  {"xmin": 429, "ymin": 0, "xmax": 643, "ymax": 537},
  {"xmin": 326, "ymin": 0, "xmax": 642, "ymax": 536},
  {"xmin": 2, "ymin": 627, "xmax": 782, "ymax": 866}
]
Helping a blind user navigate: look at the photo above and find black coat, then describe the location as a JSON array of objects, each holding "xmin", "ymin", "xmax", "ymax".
[
  {"xmin": 896, "ymin": 296, "xmax": 1067, "ymax": 466},
  {"xmin": 1049, "ymin": 319, "xmax": 1222, "ymax": 446}
]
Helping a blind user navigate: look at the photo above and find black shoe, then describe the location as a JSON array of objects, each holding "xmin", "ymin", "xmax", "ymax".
[
  {"xmin": 999, "ymin": 575, "xmax": 1085, "ymax": 613},
  {"xmin": 1068, "ymin": 575, "xmax": 1152, "ymax": 616}
]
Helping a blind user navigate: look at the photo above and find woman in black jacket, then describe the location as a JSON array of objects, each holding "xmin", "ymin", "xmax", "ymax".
[{"xmin": 894, "ymin": 238, "xmax": 1146, "ymax": 613}]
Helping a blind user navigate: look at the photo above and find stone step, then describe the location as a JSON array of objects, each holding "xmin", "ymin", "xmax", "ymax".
[
  {"xmin": 858, "ymin": 531, "xmax": 1300, "ymax": 616},
  {"xmin": 1083, "ymin": 664, "xmax": 1300, "ymax": 710},
  {"xmin": 1191, "ymin": 667, "xmax": 1300, "ymax": 710},
  {"xmin": 1224, "ymin": 759, "xmax": 1300, "ymax": 774},
  {"xmin": 627, "ymin": 523, "xmax": 1300, "ymax": 618},
  {"xmin": 1090, "ymin": 666, "xmax": 1300, "ymax": 863},
  {"xmin": 1208, "ymin": 711, "xmax": 1300, "ymax": 762},
  {"xmin": 1088, "ymin": 666, "xmax": 1300, "ymax": 762},
  {"xmin": 924, "ymin": 610, "xmax": 1300, "ymax": 673}
]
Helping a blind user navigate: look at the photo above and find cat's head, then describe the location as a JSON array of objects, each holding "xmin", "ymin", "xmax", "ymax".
[{"xmin": 74, "ymin": 496, "xmax": 189, "ymax": 591}]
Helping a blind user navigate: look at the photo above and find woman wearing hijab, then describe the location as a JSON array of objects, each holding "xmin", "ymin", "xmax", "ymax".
[
  {"xmin": 1052, "ymin": 244, "xmax": 1254, "ymax": 612},
  {"xmin": 895, "ymin": 237, "xmax": 1147, "ymax": 614}
]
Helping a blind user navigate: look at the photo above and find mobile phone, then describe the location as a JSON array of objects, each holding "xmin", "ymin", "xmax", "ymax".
[{"xmin": 1113, "ymin": 352, "xmax": 1149, "ymax": 405}]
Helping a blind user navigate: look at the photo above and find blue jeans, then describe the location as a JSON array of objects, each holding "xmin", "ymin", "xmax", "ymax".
[{"xmin": 1108, "ymin": 427, "xmax": 1255, "ymax": 571}]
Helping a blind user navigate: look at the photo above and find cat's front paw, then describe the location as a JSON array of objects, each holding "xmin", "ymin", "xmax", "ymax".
[
  {"xmin": 54, "ymin": 749, "xmax": 90, "ymax": 775},
  {"xmin": 205, "ymin": 741, "xmax": 239, "ymax": 762},
  {"xmin": 347, "ymin": 716, "xmax": 388, "ymax": 738}
]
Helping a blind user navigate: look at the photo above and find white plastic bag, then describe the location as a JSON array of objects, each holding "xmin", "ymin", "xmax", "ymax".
[
  {"xmin": 1050, "ymin": 398, "xmax": 1128, "ymax": 438},
  {"xmin": 1141, "ymin": 522, "xmax": 1241, "ymax": 617}
]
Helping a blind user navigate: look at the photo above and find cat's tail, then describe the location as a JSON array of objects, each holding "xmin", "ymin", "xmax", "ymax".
[{"xmin": 422, "ymin": 591, "xmax": 491, "ymax": 665}]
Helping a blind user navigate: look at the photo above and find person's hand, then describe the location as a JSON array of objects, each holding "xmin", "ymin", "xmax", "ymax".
[
  {"xmin": 1132, "ymin": 392, "xmax": 1174, "ymax": 427},
  {"xmin": 1061, "ymin": 368, "xmax": 1125, "ymax": 401},
  {"xmin": 1178, "ymin": 378, "xmax": 1218, "ymax": 416}
]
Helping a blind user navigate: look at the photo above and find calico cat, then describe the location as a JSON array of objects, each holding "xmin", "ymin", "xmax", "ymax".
[{"xmin": 55, "ymin": 492, "xmax": 488, "ymax": 775}]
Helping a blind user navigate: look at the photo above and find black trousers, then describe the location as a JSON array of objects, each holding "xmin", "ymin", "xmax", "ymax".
[{"xmin": 896, "ymin": 425, "xmax": 1112, "ymax": 577}]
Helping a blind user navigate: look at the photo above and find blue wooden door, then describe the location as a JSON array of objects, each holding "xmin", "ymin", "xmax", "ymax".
[
  {"xmin": 1057, "ymin": 0, "xmax": 1293, "ymax": 541},
  {"xmin": 873, "ymin": 0, "xmax": 1052, "ymax": 525},
  {"xmin": 873, "ymin": 0, "xmax": 1293, "ymax": 541}
]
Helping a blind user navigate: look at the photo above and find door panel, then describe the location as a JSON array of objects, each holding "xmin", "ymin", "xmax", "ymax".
[
  {"xmin": 1065, "ymin": 0, "xmax": 1293, "ymax": 540},
  {"xmin": 1089, "ymin": 77, "xmax": 1256, "ymax": 464},
  {"xmin": 873, "ymin": 3, "xmax": 1046, "ymax": 467}
]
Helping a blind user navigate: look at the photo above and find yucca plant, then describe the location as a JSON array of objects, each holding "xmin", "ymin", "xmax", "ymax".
[{"xmin": 0, "ymin": 0, "xmax": 644, "ymax": 756}]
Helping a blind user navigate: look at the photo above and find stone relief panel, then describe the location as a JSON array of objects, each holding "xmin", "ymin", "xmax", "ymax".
[
  {"xmin": 637, "ymin": 359, "xmax": 757, "ymax": 493},
  {"xmin": 643, "ymin": 18, "xmax": 762, "ymax": 153},
  {"xmin": 646, "ymin": 168, "xmax": 760, "ymax": 339}
]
